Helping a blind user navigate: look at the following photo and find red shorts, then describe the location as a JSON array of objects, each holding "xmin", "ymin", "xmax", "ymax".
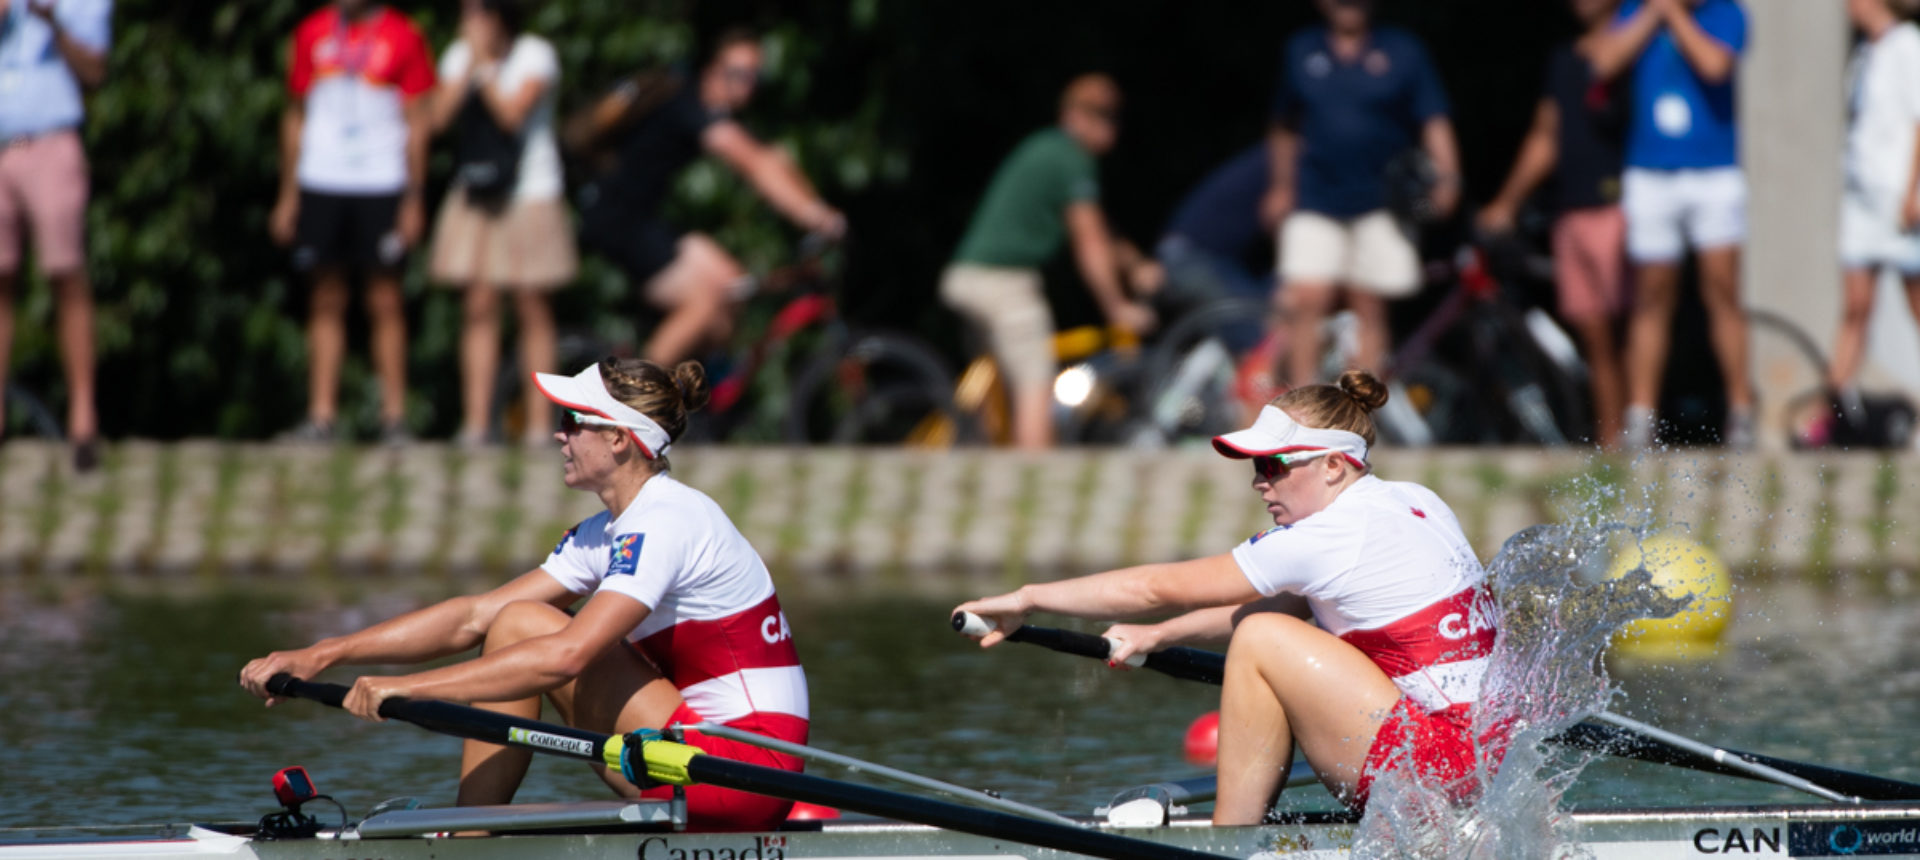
[
  {"xmin": 641, "ymin": 704, "xmax": 809, "ymax": 832},
  {"xmin": 1352, "ymin": 698, "xmax": 1483, "ymax": 810}
]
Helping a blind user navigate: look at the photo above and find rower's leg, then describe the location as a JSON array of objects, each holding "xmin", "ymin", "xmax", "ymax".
[
  {"xmin": 1213, "ymin": 614, "xmax": 1402, "ymax": 825},
  {"xmin": 545, "ymin": 631, "xmax": 686, "ymax": 798},
  {"xmin": 456, "ymin": 600, "xmax": 572, "ymax": 805}
]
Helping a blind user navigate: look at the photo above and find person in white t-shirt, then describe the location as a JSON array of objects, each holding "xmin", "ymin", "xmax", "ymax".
[
  {"xmin": 240, "ymin": 358, "xmax": 809, "ymax": 832},
  {"xmin": 1823, "ymin": 0, "xmax": 1920, "ymax": 440},
  {"xmin": 427, "ymin": 0, "xmax": 578, "ymax": 447},
  {"xmin": 955, "ymin": 370, "xmax": 1499, "ymax": 823}
]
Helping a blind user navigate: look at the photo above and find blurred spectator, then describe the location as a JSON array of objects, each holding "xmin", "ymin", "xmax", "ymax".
[
  {"xmin": 1262, "ymin": 0, "xmax": 1460, "ymax": 392},
  {"xmin": 1157, "ymin": 142, "xmax": 1274, "ymax": 309},
  {"xmin": 426, "ymin": 0, "xmax": 575, "ymax": 447},
  {"xmin": 1479, "ymin": 0, "xmax": 1630, "ymax": 447},
  {"xmin": 1818, "ymin": 0, "xmax": 1920, "ymax": 441},
  {"xmin": 941, "ymin": 74, "xmax": 1157, "ymax": 450},
  {"xmin": 270, "ymin": 0, "xmax": 434, "ymax": 444},
  {"xmin": 1592, "ymin": 0, "xmax": 1751, "ymax": 450},
  {"xmin": 573, "ymin": 28, "xmax": 844, "ymax": 368},
  {"xmin": 0, "ymin": 0, "xmax": 109, "ymax": 470}
]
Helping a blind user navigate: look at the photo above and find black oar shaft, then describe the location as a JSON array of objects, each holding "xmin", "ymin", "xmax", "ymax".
[
  {"xmin": 268, "ymin": 675, "xmax": 606, "ymax": 762},
  {"xmin": 263, "ymin": 674, "xmax": 1236, "ymax": 860},
  {"xmin": 1557, "ymin": 723, "xmax": 1920, "ymax": 802}
]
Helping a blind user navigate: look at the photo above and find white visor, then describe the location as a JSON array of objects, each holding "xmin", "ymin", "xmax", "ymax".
[
  {"xmin": 532, "ymin": 364, "xmax": 673, "ymax": 459},
  {"xmin": 1212, "ymin": 405, "xmax": 1369, "ymax": 469}
]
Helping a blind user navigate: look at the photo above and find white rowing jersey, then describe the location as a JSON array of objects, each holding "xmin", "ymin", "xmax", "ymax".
[
  {"xmin": 541, "ymin": 474, "xmax": 809, "ymax": 726},
  {"xmin": 1231, "ymin": 475, "xmax": 1494, "ymax": 720}
]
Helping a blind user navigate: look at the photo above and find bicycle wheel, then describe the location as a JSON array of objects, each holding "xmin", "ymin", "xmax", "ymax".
[
  {"xmin": 1747, "ymin": 307, "xmax": 1832, "ymax": 447},
  {"xmin": 783, "ymin": 330, "xmax": 966, "ymax": 446},
  {"xmin": 1133, "ymin": 297, "xmax": 1269, "ymax": 446}
]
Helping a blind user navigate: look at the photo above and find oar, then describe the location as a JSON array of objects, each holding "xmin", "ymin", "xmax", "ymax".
[
  {"xmin": 950, "ymin": 614, "xmax": 1920, "ymax": 803},
  {"xmin": 263, "ymin": 674, "xmax": 1233, "ymax": 860},
  {"xmin": 951, "ymin": 611, "xmax": 1224, "ymax": 684}
]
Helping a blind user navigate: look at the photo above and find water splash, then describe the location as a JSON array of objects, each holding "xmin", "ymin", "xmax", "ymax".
[{"xmin": 1352, "ymin": 516, "xmax": 1694, "ymax": 858}]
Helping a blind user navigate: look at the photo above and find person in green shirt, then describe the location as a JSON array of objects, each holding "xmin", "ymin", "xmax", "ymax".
[{"xmin": 941, "ymin": 74, "xmax": 1158, "ymax": 449}]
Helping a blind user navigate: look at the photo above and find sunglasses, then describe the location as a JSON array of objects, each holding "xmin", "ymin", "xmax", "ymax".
[
  {"xmin": 1252, "ymin": 449, "xmax": 1338, "ymax": 482},
  {"xmin": 560, "ymin": 409, "xmax": 651, "ymax": 435}
]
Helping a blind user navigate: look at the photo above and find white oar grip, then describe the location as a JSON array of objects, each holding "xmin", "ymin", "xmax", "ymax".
[
  {"xmin": 952, "ymin": 611, "xmax": 993, "ymax": 638},
  {"xmin": 1104, "ymin": 638, "xmax": 1148, "ymax": 668}
]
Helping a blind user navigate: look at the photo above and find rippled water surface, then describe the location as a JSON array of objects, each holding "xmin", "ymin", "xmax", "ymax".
[{"xmin": 1, "ymin": 573, "xmax": 1915, "ymax": 828}]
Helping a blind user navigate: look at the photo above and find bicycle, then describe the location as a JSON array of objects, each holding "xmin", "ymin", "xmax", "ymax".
[
  {"xmin": 1378, "ymin": 233, "xmax": 1591, "ymax": 446},
  {"xmin": 492, "ymin": 236, "xmax": 960, "ymax": 446}
]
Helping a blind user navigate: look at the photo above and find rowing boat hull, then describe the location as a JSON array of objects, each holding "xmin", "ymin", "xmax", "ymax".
[{"xmin": 9, "ymin": 803, "xmax": 1920, "ymax": 860}]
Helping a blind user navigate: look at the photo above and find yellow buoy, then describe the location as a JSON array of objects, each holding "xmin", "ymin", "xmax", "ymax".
[{"xmin": 1607, "ymin": 534, "xmax": 1733, "ymax": 660}]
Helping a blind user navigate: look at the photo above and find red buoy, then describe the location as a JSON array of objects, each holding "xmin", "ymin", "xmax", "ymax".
[
  {"xmin": 1183, "ymin": 710, "xmax": 1220, "ymax": 766},
  {"xmin": 787, "ymin": 801, "xmax": 841, "ymax": 820}
]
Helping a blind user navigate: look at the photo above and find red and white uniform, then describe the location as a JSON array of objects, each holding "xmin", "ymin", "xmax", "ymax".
[
  {"xmin": 542, "ymin": 473, "xmax": 808, "ymax": 829},
  {"xmin": 1231, "ymin": 474, "xmax": 1496, "ymax": 806},
  {"xmin": 287, "ymin": 6, "xmax": 435, "ymax": 195}
]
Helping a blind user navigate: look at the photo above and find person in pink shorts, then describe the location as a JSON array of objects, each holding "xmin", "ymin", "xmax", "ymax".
[
  {"xmin": 1480, "ymin": 0, "xmax": 1630, "ymax": 448},
  {"xmin": 0, "ymin": 0, "xmax": 111, "ymax": 470}
]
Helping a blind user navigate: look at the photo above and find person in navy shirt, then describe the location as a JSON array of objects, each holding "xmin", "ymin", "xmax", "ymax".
[
  {"xmin": 1159, "ymin": 143, "xmax": 1273, "ymax": 307},
  {"xmin": 1592, "ymin": 0, "xmax": 1753, "ymax": 450},
  {"xmin": 1260, "ymin": 0, "xmax": 1461, "ymax": 393}
]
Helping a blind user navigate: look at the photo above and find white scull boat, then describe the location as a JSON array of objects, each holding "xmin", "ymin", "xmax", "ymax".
[{"xmin": 8, "ymin": 797, "xmax": 1920, "ymax": 859}]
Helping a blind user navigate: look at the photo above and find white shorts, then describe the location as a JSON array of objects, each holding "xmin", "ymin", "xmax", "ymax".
[
  {"xmin": 1838, "ymin": 184, "xmax": 1920, "ymax": 274},
  {"xmin": 1278, "ymin": 210, "xmax": 1420, "ymax": 297},
  {"xmin": 1621, "ymin": 166, "xmax": 1747, "ymax": 263}
]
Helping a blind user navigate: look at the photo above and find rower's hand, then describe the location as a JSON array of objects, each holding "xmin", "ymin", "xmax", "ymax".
[
  {"xmin": 952, "ymin": 591, "xmax": 1031, "ymax": 648},
  {"xmin": 344, "ymin": 676, "xmax": 407, "ymax": 723},
  {"xmin": 239, "ymin": 648, "xmax": 329, "ymax": 706},
  {"xmin": 1100, "ymin": 623, "xmax": 1167, "ymax": 668}
]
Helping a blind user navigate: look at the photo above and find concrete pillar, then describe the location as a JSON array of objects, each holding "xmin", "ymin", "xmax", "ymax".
[{"xmin": 1740, "ymin": 0, "xmax": 1848, "ymax": 449}]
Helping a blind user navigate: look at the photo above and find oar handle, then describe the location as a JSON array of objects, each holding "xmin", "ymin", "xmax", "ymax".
[
  {"xmin": 951, "ymin": 612, "xmax": 1224, "ymax": 684},
  {"xmin": 267, "ymin": 674, "xmax": 349, "ymax": 708},
  {"xmin": 952, "ymin": 611, "xmax": 1141, "ymax": 665}
]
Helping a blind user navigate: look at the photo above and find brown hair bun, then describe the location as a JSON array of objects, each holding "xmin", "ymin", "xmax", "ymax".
[
  {"xmin": 1336, "ymin": 369, "xmax": 1389, "ymax": 413},
  {"xmin": 672, "ymin": 361, "xmax": 711, "ymax": 414}
]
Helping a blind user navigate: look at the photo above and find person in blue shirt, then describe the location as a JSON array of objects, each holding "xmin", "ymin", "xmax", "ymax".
[
  {"xmin": 0, "ymin": 0, "xmax": 110, "ymax": 470},
  {"xmin": 1260, "ymin": 0, "xmax": 1461, "ymax": 392},
  {"xmin": 1591, "ymin": 0, "xmax": 1752, "ymax": 450}
]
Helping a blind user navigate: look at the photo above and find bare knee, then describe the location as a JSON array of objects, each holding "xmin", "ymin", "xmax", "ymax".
[
  {"xmin": 366, "ymin": 280, "xmax": 405, "ymax": 320},
  {"xmin": 1282, "ymin": 284, "xmax": 1335, "ymax": 319},
  {"xmin": 485, "ymin": 600, "xmax": 570, "ymax": 650},
  {"xmin": 465, "ymin": 285, "xmax": 501, "ymax": 322}
]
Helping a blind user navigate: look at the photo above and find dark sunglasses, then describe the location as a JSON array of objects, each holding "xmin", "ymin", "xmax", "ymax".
[{"xmin": 1252, "ymin": 449, "xmax": 1338, "ymax": 482}]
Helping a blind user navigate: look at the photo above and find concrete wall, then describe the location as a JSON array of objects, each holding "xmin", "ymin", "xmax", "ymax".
[{"xmin": 2, "ymin": 442, "xmax": 1915, "ymax": 582}]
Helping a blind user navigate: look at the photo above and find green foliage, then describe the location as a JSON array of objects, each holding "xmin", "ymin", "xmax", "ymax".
[{"xmin": 12, "ymin": 0, "xmax": 908, "ymax": 440}]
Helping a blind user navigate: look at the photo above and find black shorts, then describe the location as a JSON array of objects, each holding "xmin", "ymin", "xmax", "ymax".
[
  {"xmin": 291, "ymin": 190, "xmax": 406, "ymax": 273},
  {"xmin": 579, "ymin": 199, "xmax": 683, "ymax": 288}
]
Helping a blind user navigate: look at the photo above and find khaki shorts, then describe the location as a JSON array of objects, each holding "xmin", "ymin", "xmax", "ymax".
[
  {"xmin": 1278, "ymin": 210, "xmax": 1420, "ymax": 297},
  {"xmin": 428, "ymin": 186, "xmax": 579, "ymax": 290},
  {"xmin": 940, "ymin": 263, "xmax": 1054, "ymax": 391}
]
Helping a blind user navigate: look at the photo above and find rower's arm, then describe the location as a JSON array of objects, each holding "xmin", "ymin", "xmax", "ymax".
[
  {"xmin": 956, "ymin": 554, "xmax": 1259, "ymax": 647},
  {"xmin": 1104, "ymin": 594, "xmax": 1311, "ymax": 657},
  {"xmin": 323, "ymin": 570, "xmax": 572, "ymax": 666},
  {"xmin": 382, "ymin": 590, "xmax": 648, "ymax": 704}
]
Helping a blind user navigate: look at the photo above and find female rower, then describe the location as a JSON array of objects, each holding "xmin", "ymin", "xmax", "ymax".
[
  {"xmin": 955, "ymin": 370, "xmax": 1497, "ymax": 823},
  {"xmin": 240, "ymin": 359, "xmax": 808, "ymax": 831}
]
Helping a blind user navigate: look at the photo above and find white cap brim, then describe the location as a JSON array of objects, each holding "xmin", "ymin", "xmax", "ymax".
[
  {"xmin": 1211, "ymin": 405, "xmax": 1368, "ymax": 467},
  {"xmin": 532, "ymin": 364, "xmax": 672, "ymax": 459}
]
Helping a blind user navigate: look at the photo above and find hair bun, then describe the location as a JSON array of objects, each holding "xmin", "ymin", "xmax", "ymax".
[
  {"xmin": 672, "ymin": 361, "xmax": 711, "ymax": 414},
  {"xmin": 1336, "ymin": 369, "xmax": 1389, "ymax": 413}
]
